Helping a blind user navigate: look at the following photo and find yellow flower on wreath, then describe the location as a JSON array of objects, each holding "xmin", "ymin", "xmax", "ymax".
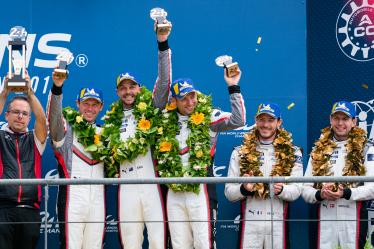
[
  {"xmin": 195, "ymin": 150, "xmax": 204, "ymax": 158},
  {"xmin": 137, "ymin": 102, "xmax": 147, "ymax": 111},
  {"xmin": 75, "ymin": 115, "xmax": 83, "ymax": 123},
  {"xmin": 166, "ymin": 100, "xmax": 177, "ymax": 111},
  {"xmin": 160, "ymin": 141, "xmax": 172, "ymax": 152},
  {"xmin": 190, "ymin": 112, "xmax": 205, "ymax": 125},
  {"xmin": 94, "ymin": 134, "xmax": 101, "ymax": 145},
  {"xmin": 138, "ymin": 118, "xmax": 151, "ymax": 131},
  {"xmin": 107, "ymin": 106, "xmax": 116, "ymax": 115}
]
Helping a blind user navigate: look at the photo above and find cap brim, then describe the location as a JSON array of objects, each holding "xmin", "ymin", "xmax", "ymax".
[
  {"xmin": 255, "ymin": 112, "xmax": 278, "ymax": 118},
  {"xmin": 175, "ymin": 89, "xmax": 197, "ymax": 99},
  {"xmin": 80, "ymin": 97, "xmax": 103, "ymax": 103},
  {"xmin": 117, "ymin": 78, "xmax": 139, "ymax": 87},
  {"xmin": 331, "ymin": 110, "xmax": 352, "ymax": 118}
]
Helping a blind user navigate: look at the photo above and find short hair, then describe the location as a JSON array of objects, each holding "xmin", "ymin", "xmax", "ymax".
[{"xmin": 6, "ymin": 96, "xmax": 30, "ymax": 112}]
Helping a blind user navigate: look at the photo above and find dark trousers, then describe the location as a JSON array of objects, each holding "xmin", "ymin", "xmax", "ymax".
[{"xmin": 0, "ymin": 206, "xmax": 41, "ymax": 249}]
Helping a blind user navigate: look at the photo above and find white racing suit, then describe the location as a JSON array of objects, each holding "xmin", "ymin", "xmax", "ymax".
[
  {"xmin": 302, "ymin": 139, "xmax": 374, "ymax": 249},
  {"xmin": 47, "ymin": 92, "xmax": 105, "ymax": 249},
  {"xmin": 167, "ymin": 87, "xmax": 246, "ymax": 249},
  {"xmin": 118, "ymin": 42, "xmax": 171, "ymax": 249},
  {"xmin": 225, "ymin": 142, "xmax": 303, "ymax": 249}
]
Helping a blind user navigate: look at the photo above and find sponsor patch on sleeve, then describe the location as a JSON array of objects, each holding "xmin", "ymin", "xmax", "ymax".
[
  {"xmin": 214, "ymin": 110, "xmax": 221, "ymax": 117},
  {"xmin": 295, "ymin": 155, "xmax": 303, "ymax": 164},
  {"xmin": 368, "ymin": 154, "xmax": 374, "ymax": 161}
]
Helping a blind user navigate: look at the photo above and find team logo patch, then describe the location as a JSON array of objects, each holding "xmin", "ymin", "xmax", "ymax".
[{"xmin": 336, "ymin": 0, "xmax": 374, "ymax": 61}]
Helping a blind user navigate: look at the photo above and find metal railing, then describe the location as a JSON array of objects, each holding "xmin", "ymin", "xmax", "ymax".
[{"xmin": 2, "ymin": 176, "xmax": 374, "ymax": 249}]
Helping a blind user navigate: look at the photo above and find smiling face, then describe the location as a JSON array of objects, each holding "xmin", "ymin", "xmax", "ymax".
[
  {"xmin": 5, "ymin": 99, "xmax": 31, "ymax": 133},
  {"xmin": 255, "ymin": 113, "xmax": 282, "ymax": 141},
  {"xmin": 330, "ymin": 112, "xmax": 356, "ymax": 141},
  {"xmin": 175, "ymin": 91, "xmax": 198, "ymax": 116},
  {"xmin": 116, "ymin": 80, "xmax": 141, "ymax": 109},
  {"xmin": 76, "ymin": 98, "xmax": 103, "ymax": 123}
]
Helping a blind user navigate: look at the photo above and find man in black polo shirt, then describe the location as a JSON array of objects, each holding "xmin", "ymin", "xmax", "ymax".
[{"xmin": 0, "ymin": 72, "xmax": 47, "ymax": 249}]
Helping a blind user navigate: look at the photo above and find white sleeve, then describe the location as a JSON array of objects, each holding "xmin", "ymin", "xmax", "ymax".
[
  {"xmin": 301, "ymin": 157, "xmax": 319, "ymax": 204},
  {"xmin": 224, "ymin": 149, "xmax": 246, "ymax": 202},
  {"xmin": 350, "ymin": 146, "xmax": 374, "ymax": 201},
  {"xmin": 278, "ymin": 148, "xmax": 303, "ymax": 201},
  {"xmin": 33, "ymin": 131, "xmax": 46, "ymax": 155}
]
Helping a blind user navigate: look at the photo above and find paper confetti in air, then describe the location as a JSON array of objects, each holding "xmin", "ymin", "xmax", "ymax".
[
  {"xmin": 287, "ymin": 103, "xmax": 295, "ymax": 110},
  {"xmin": 257, "ymin": 36, "xmax": 262, "ymax": 44},
  {"xmin": 362, "ymin": 84, "xmax": 369, "ymax": 89}
]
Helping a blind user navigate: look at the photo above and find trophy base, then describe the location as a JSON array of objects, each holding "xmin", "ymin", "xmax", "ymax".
[
  {"xmin": 54, "ymin": 69, "xmax": 69, "ymax": 79},
  {"xmin": 157, "ymin": 23, "xmax": 171, "ymax": 35},
  {"xmin": 7, "ymin": 81, "xmax": 27, "ymax": 93},
  {"xmin": 225, "ymin": 62, "xmax": 240, "ymax": 77}
]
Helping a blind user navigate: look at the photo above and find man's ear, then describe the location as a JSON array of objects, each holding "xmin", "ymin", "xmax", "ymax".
[{"xmin": 353, "ymin": 118, "xmax": 357, "ymax": 126}]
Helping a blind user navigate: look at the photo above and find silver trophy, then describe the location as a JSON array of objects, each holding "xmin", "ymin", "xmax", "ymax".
[
  {"xmin": 150, "ymin": 7, "xmax": 172, "ymax": 35},
  {"xmin": 54, "ymin": 50, "xmax": 74, "ymax": 79},
  {"xmin": 215, "ymin": 55, "xmax": 240, "ymax": 78},
  {"xmin": 8, "ymin": 26, "xmax": 28, "ymax": 92}
]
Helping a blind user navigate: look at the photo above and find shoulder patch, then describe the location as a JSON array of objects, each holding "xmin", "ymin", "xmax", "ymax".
[{"xmin": 368, "ymin": 154, "xmax": 374, "ymax": 162}]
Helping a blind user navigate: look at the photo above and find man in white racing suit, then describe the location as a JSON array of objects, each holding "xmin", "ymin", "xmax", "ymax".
[
  {"xmin": 116, "ymin": 23, "xmax": 172, "ymax": 249},
  {"xmin": 302, "ymin": 101, "xmax": 374, "ymax": 249},
  {"xmin": 161, "ymin": 69, "xmax": 246, "ymax": 249},
  {"xmin": 47, "ymin": 72, "xmax": 105, "ymax": 249},
  {"xmin": 225, "ymin": 103, "xmax": 303, "ymax": 249}
]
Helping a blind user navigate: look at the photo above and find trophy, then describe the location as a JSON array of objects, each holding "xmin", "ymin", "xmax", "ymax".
[
  {"xmin": 215, "ymin": 55, "xmax": 240, "ymax": 78},
  {"xmin": 8, "ymin": 26, "xmax": 28, "ymax": 92},
  {"xmin": 150, "ymin": 7, "xmax": 172, "ymax": 35},
  {"xmin": 54, "ymin": 50, "xmax": 74, "ymax": 79}
]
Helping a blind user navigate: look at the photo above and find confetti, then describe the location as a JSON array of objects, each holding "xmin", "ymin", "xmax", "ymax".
[
  {"xmin": 257, "ymin": 36, "xmax": 262, "ymax": 44},
  {"xmin": 362, "ymin": 83, "xmax": 369, "ymax": 89},
  {"xmin": 287, "ymin": 102, "xmax": 295, "ymax": 110}
]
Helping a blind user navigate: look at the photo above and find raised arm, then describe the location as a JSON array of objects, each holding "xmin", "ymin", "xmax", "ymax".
[
  {"xmin": 18, "ymin": 73, "xmax": 48, "ymax": 144},
  {"xmin": 210, "ymin": 69, "xmax": 246, "ymax": 132},
  {"xmin": 46, "ymin": 71, "xmax": 66, "ymax": 146},
  {"xmin": 152, "ymin": 21, "xmax": 172, "ymax": 109},
  {"xmin": 0, "ymin": 76, "xmax": 10, "ymax": 115}
]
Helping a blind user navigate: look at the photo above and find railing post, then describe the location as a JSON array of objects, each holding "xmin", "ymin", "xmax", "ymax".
[
  {"xmin": 269, "ymin": 182, "xmax": 274, "ymax": 249},
  {"xmin": 44, "ymin": 185, "xmax": 49, "ymax": 249}
]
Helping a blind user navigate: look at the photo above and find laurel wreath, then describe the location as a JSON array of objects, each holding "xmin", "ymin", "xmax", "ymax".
[
  {"xmin": 99, "ymin": 87, "xmax": 159, "ymax": 177},
  {"xmin": 154, "ymin": 92, "xmax": 212, "ymax": 193},
  {"xmin": 311, "ymin": 126, "xmax": 367, "ymax": 190},
  {"xmin": 238, "ymin": 127, "xmax": 296, "ymax": 199}
]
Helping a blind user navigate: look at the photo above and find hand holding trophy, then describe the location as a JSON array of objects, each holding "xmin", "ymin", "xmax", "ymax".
[
  {"xmin": 150, "ymin": 7, "xmax": 172, "ymax": 36},
  {"xmin": 54, "ymin": 50, "xmax": 74, "ymax": 80},
  {"xmin": 215, "ymin": 55, "xmax": 240, "ymax": 78},
  {"xmin": 7, "ymin": 26, "xmax": 28, "ymax": 92}
]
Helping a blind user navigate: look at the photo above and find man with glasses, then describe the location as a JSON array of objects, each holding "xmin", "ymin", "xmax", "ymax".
[{"xmin": 0, "ymin": 72, "xmax": 48, "ymax": 249}]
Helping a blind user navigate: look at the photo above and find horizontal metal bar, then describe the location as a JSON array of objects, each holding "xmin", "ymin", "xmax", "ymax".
[{"xmin": 1, "ymin": 176, "xmax": 374, "ymax": 185}]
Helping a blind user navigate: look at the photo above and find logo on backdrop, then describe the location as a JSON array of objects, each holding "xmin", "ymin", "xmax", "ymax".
[
  {"xmin": 40, "ymin": 211, "xmax": 60, "ymax": 234},
  {"xmin": 352, "ymin": 99, "xmax": 374, "ymax": 140},
  {"xmin": 336, "ymin": 0, "xmax": 374, "ymax": 61},
  {"xmin": 0, "ymin": 32, "xmax": 88, "ymax": 94},
  {"xmin": 220, "ymin": 124, "xmax": 254, "ymax": 138}
]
